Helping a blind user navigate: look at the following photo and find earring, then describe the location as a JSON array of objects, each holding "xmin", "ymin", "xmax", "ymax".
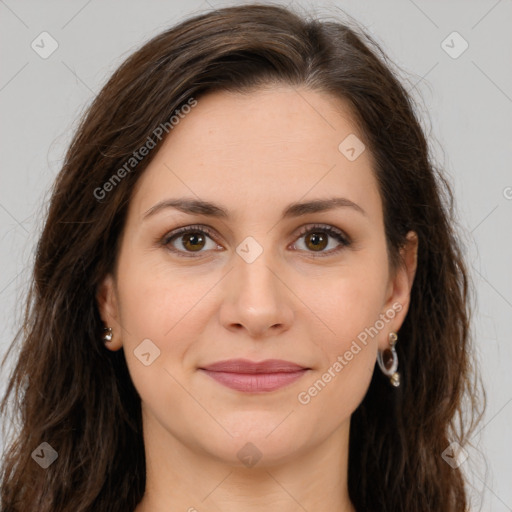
[
  {"xmin": 103, "ymin": 326, "xmax": 113, "ymax": 342},
  {"xmin": 377, "ymin": 331, "xmax": 400, "ymax": 387}
]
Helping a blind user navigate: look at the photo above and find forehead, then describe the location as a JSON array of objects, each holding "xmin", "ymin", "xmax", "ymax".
[{"xmin": 129, "ymin": 85, "xmax": 382, "ymax": 223}]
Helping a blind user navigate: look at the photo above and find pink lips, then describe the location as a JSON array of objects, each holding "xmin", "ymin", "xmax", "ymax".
[{"xmin": 199, "ymin": 358, "xmax": 309, "ymax": 392}]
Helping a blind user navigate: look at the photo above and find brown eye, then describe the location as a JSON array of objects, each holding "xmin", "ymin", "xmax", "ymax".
[
  {"xmin": 162, "ymin": 225, "xmax": 220, "ymax": 257},
  {"xmin": 161, "ymin": 223, "xmax": 350, "ymax": 258},
  {"xmin": 304, "ymin": 232, "xmax": 328, "ymax": 251},
  {"xmin": 180, "ymin": 232, "xmax": 207, "ymax": 252},
  {"xmin": 293, "ymin": 224, "xmax": 351, "ymax": 256}
]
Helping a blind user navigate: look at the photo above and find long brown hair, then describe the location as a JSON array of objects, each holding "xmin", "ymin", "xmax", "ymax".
[{"xmin": 0, "ymin": 4, "xmax": 485, "ymax": 511}]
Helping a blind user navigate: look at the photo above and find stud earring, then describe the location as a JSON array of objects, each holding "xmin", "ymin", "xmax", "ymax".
[
  {"xmin": 102, "ymin": 326, "xmax": 113, "ymax": 342},
  {"xmin": 377, "ymin": 331, "xmax": 400, "ymax": 387}
]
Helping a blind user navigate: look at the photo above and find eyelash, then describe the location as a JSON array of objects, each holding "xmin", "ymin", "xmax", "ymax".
[{"xmin": 160, "ymin": 223, "xmax": 351, "ymax": 258}]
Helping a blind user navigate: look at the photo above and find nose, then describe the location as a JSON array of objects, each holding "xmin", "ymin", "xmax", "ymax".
[{"xmin": 219, "ymin": 253, "xmax": 294, "ymax": 339}]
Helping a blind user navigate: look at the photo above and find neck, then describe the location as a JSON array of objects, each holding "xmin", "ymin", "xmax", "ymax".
[{"xmin": 134, "ymin": 413, "xmax": 356, "ymax": 512}]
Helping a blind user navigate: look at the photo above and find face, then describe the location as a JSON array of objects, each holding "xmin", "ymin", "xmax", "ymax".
[{"xmin": 98, "ymin": 85, "xmax": 417, "ymax": 467}]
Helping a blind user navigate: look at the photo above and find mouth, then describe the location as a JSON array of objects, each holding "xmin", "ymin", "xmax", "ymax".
[{"xmin": 198, "ymin": 359, "xmax": 310, "ymax": 393}]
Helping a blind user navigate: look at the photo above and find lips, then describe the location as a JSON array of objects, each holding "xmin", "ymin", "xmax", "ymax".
[
  {"xmin": 198, "ymin": 359, "xmax": 310, "ymax": 392},
  {"xmin": 199, "ymin": 358, "xmax": 308, "ymax": 373}
]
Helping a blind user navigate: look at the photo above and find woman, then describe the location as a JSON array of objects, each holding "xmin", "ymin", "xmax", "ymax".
[{"xmin": 0, "ymin": 4, "xmax": 485, "ymax": 511}]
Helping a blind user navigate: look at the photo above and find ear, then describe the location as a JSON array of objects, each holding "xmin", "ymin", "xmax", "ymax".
[
  {"xmin": 379, "ymin": 230, "xmax": 418, "ymax": 350},
  {"xmin": 96, "ymin": 273, "xmax": 123, "ymax": 351}
]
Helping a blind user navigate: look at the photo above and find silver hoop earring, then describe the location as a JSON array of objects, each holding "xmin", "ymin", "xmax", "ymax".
[
  {"xmin": 377, "ymin": 331, "xmax": 400, "ymax": 387},
  {"xmin": 103, "ymin": 326, "xmax": 113, "ymax": 342}
]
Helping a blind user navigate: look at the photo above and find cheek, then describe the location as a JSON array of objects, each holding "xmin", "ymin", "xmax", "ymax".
[
  {"xmin": 114, "ymin": 258, "xmax": 222, "ymax": 389},
  {"xmin": 294, "ymin": 274, "xmax": 384, "ymax": 416},
  {"xmin": 115, "ymin": 265, "xmax": 202, "ymax": 414},
  {"xmin": 116, "ymin": 256, "xmax": 209, "ymax": 337},
  {"xmin": 299, "ymin": 260, "xmax": 388, "ymax": 386},
  {"xmin": 308, "ymin": 261, "xmax": 388, "ymax": 338}
]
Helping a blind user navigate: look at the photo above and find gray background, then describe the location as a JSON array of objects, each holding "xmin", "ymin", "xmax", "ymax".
[{"xmin": 0, "ymin": 0, "xmax": 510, "ymax": 510}]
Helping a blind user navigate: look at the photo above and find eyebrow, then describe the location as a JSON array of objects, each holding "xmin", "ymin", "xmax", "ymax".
[{"xmin": 142, "ymin": 196, "xmax": 367, "ymax": 220}]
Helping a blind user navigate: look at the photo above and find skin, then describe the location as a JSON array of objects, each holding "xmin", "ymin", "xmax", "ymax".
[{"xmin": 97, "ymin": 85, "xmax": 418, "ymax": 512}]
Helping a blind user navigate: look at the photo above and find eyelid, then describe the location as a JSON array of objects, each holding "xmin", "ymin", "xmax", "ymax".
[
  {"xmin": 294, "ymin": 223, "xmax": 350, "ymax": 245},
  {"xmin": 160, "ymin": 224, "xmax": 222, "ymax": 256},
  {"xmin": 160, "ymin": 222, "xmax": 351, "ymax": 257}
]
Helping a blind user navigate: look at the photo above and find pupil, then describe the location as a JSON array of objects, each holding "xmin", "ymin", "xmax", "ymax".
[
  {"xmin": 307, "ymin": 232, "xmax": 327, "ymax": 251},
  {"xmin": 185, "ymin": 233, "xmax": 204, "ymax": 251}
]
